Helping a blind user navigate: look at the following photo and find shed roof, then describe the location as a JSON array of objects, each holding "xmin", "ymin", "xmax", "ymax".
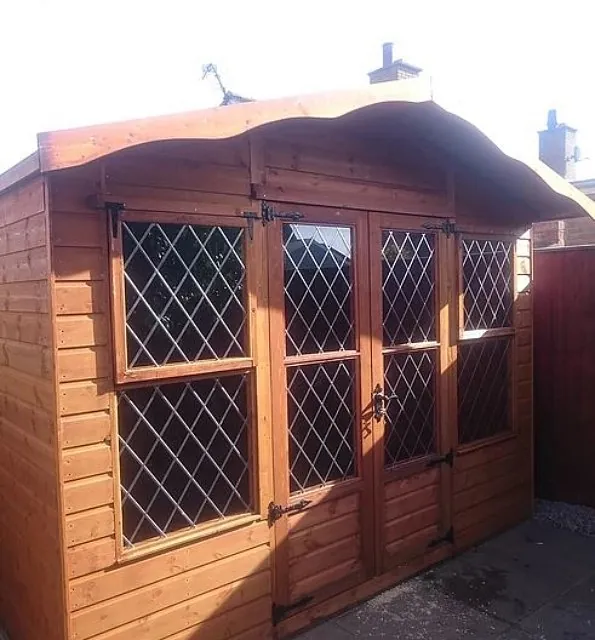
[{"xmin": 2, "ymin": 79, "xmax": 594, "ymax": 221}]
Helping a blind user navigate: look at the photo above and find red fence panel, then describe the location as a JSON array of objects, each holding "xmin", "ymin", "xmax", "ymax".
[{"xmin": 534, "ymin": 246, "xmax": 595, "ymax": 507}]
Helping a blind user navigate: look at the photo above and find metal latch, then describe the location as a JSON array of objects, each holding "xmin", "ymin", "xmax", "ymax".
[
  {"xmin": 241, "ymin": 200, "xmax": 304, "ymax": 239},
  {"xmin": 372, "ymin": 383, "xmax": 399, "ymax": 422},
  {"xmin": 261, "ymin": 201, "xmax": 304, "ymax": 223},
  {"xmin": 426, "ymin": 449, "xmax": 455, "ymax": 468},
  {"xmin": 272, "ymin": 596, "xmax": 314, "ymax": 625},
  {"xmin": 267, "ymin": 499, "xmax": 311, "ymax": 527},
  {"xmin": 421, "ymin": 219, "xmax": 458, "ymax": 237}
]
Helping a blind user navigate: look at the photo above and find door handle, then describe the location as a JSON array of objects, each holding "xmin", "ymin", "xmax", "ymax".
[{"xmin": 372, "ymin": 384, "xmax": 398, "ymax": 421}]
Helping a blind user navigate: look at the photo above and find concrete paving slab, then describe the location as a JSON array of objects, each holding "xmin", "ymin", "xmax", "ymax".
[
  {"xmin": 481, "ymin": 520, "xmax": 595, "ymax": 572},
  {"xmin": 425, "ymin": 525, "xmax": 594, "ymax": 623},
  {"xmin": 293, "ymin": 520, "xmax": 595, "ymax": 640},
  {"xmin": 335, "ymin": 575, "xmax": 508, "ymax": 639},
  {"xmin": 520, "ymin": 574, "xmax": 595, "ymax": 639},
  {"xmin": 335, "ymin": 605, "xmax": 421, "ymax": 639},
  {"xmin": 495, "ymin": 627, "xmax": 537, "ymax": 639},
  {"xmin": 296, "ymin": 620, "xmax": 355, "ymax": 639}
]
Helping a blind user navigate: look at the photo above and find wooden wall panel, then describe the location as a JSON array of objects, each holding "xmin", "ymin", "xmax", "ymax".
[
  {"xmin": 453, "ymin": 438, "xmax": 532, "ymax": 550},
  {"xmin": 0, "ymin": 175, "xmax": 65, "ymax": 640},
  {"xmin": 286, "ymin": 493, "xmax": 364, "ymax": 603},
  {"xmin": 49, "ymin": 157, "xmax": 274, "ymax": 640},
  {"xmin": 534, "ymin": 246, "xmax": 595, "ymax": 507},
  {"xmin": 50, "ymin": 167, "xmax": 121, "ymax": 639},
  {"xmin": 383, "ymin": 469, "xmax": 441, "ymax": 564}
]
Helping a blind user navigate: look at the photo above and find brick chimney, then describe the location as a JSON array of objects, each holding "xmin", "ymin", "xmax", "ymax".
[
  {"xmin": 538, "ymin": 109, "xmax": 578, "ymax": 180},
  {"xmin": 368, "ymin": 42, "xmax": 423, "ymax": 84}
]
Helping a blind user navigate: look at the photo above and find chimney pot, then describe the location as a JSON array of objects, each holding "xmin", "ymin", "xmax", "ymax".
[
  {"xmin": 547, "ymin": 109, "xmax": 558, "ymax": 131},
  {"xmin": 383, "ymin": 42, "xmax": 393, "ymax": 68},
  {"xmin": 369, "ymin": 43, "xmax": 422, "ymax": 84},
  {"xmin": 539, "ymin": 109, "xmax": 578, "ymax": 180}
]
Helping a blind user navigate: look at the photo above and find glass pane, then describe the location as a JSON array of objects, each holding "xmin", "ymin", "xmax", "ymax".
[
  {"xmin": 463, "ymin": 239, "xmax": 513, "ymax": 331},
  {"xmin": 123, "ymin": 221, "xmax": 246, "ymax": 368},
  {"xmin": 458, "ymin": 338, "xmax": 511, "ymax": 444},
  {"xmin": 287, "ymin": 360, "xmax": 356, "ymax": 493},
  {"xmin": 118, "ymin": 374, "xmax": 251, "ymax": 546},
  {"xmin": 284, "ymin": 224, "xmax": 354, "ymax": 356},
  {"xmin": 382, "ymin": 230, "xmax": 435, "ymax": 346},
  {"xmin": 384, "ymin": 351, "xmax": 436, "ymax": 467}
]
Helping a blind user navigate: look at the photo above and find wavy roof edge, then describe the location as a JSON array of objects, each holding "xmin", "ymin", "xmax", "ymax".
[{"xmin": 1, "ymin": 78, "xmax": 594, "ymax": 220}]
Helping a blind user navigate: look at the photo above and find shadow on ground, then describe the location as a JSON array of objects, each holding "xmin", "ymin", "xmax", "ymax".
[{"xmin": 295, "ymin": 519, "xmax": 595, "ymax": 639}]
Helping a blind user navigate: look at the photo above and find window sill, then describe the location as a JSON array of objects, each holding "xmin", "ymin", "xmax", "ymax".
[
  {"xmin": 456, "ymin": 430, "xmax": 518, "ymax": 457},
  {"xmin": 383, "ymin": 454, "xmax": 437, "ymax": 482},
  {"xmin": 116, "ymin": 512, "xmax": 263, "ymax": 564},
  {"xmin": 116, "ymin": 357, "xmax": 254, "ymax": 386}
]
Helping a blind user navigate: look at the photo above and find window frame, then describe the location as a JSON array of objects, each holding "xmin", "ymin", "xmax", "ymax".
[
  {"xmin": 110, "ymin": 210, "xmax": 255, "ymax": 385},
  {"xmin": 108, "ymin": 209, "xmax": 266, "ymax": 559},
  {"xmin": 280, "ymin": 216, "xmax": 361, "ymax": 495},
  {"xmin": 456, "ymin": 230, "xmax": 518, "ymax": 449},
  {"xmin": 367, "ymin": 212, "xmax": 443, "ymax": 483},
  {"xmin": 378, "ymin": 224, "xmax": 440, "ymax": 473}
]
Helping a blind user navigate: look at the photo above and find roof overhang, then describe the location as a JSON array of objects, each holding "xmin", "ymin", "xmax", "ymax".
[{"xmin": 2, "ymin": 79, "xmax": 594, "ymax": 221}]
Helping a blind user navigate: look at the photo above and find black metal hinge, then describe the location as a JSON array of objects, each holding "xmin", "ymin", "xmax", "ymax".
[
  {"xmin": 426, "ymin": 449, "xmax": 455, "ymax": 468},
  {"xmin": 241, "ymin": 200, "xmax": 304, "ymax": 239},
  {"xmin": 267, "ymin": 499, "xmax": 311, "ymax": 527},
  {"xmin": 272, "ymin": 596, "xmax": 314, "ymax": 625},
  {"xmin": 261, "ymin": 201, "xmax": 304, "ymax": 223},
  {"xmin": 428, "ymin": 526, "xmax": 454, "ymax": 549},
  {"xmin": 422, "ymin": 219, "xmax": 458, "ymax": 237},
  {"xmin": 105, "ymin": 201, "xmax": 126, "ymax": 239},
  {"xmin": 86, "ymin": 195, "xmax": 127, "ymax": 239}
]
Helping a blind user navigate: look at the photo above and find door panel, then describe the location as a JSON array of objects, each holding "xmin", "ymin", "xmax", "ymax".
[
  {"xmin": 369, "ymin": 214, "xmax": 453, "ymax": 572},
  {"xmin": 268, "ymin": 205, "xmax": 375, "ymax": 616}
]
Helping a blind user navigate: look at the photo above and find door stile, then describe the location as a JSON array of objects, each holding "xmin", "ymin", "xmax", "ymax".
[
  {"xmin": 354, "ymin": 213, "xmax": 376, "ymax": 580},
  {"xmin": 266, "ymin": 220, "xmax": 292, "ymax": 608},
  {"xmin": 246, "ymin": 221, "xmax": 275, "ymax": 518},
  {"xmin": 368, "ymin": 213, "xmax": 387, "ymax": 574},
  {"xmin": 437, "ymin": 231, "xmax": 457, "ymax": 544}
]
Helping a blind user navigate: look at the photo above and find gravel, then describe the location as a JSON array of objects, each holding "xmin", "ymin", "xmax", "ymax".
[{"xmin": 534, "ymin": 499, "xmax": 595, "ymax": 537}]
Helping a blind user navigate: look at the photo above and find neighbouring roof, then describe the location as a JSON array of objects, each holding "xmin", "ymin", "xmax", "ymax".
[
  {"xmin": 573, "ymin": 178, "xmax": 595, "ymax": 199},
  {"xmin": 1, "ymin": 79, "xmax": 595, "ymax": 221}
]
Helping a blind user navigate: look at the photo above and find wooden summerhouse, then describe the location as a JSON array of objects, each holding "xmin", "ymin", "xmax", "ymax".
[{"xmin": 1, "ymin": 81, "xmax": 593, "ymax": 640}]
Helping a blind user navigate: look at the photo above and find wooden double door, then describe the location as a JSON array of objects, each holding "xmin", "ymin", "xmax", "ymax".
[{"xmin": 268, "ymin": 205, "xmax": 455, "ymax": 620}]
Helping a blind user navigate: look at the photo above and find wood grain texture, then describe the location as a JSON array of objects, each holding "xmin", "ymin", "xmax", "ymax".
[
  {"xmin": 48, "ymin": 163, "xmax": 276, "ymax": 640},
  {"xmin": 36, "ymin": 135, "xmax": 539, "ymax": 639},
  {"xmin": 71, "ymin": 546, "xmax": 270, "ymax": 638},
  {"xmin": 0, "ymin": 175, "xmax": 65, "ymax": 640},
  {"xmin": 453, "ymin": 438, "xmax": 532, "ymax": 547},
  {"xmin": 286, "ymin": 493, "xmax": 363, "ymax": 602},
  {"xmin": 258, "ymin": 167, "xmax": 448, "ymax": 215}
]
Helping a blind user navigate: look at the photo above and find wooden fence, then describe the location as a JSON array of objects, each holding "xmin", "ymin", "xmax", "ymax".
[{"xmin": 534, "ymin": 246, "xmax": 595, "ymax": 508}]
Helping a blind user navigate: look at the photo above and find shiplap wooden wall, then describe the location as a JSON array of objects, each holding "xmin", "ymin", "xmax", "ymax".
[
  {"xmin": 49, "ymin": 149, "xmax": 274, "ymax": 640},
  {"xmin": 0, "ymin": 175, "xmax": 67, "ymax": 640},
  {"xmin": 0, "ymin": 129, "xmax": 536, "ymax": 640}
]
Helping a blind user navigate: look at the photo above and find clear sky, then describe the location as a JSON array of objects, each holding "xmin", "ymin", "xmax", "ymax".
[{"xmin": 2, "ymin": 0, "xmax": 595, "ymax": 178}]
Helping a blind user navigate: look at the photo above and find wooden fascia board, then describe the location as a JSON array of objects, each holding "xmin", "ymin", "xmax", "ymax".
[
  {"xmin": 36, "ymin": 80, "xmax": 433, "ymax": 173},
  {"xmin": 23, "ymin": 76, "xmax": 595, "ymax": 223},
  {"xmin": 0, "ymin": 151, "xmax": 41, "ymax": 195}
]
